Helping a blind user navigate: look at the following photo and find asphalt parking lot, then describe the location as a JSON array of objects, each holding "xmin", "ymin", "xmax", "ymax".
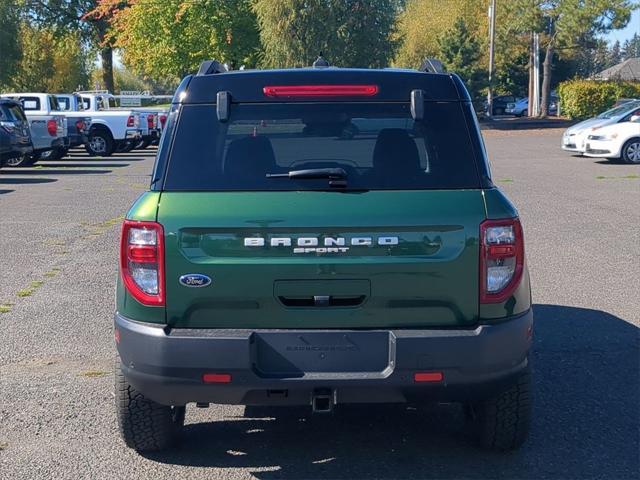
[{"xmin": 0, "ymin": 129, "xmax": 638, "ymax": 479}]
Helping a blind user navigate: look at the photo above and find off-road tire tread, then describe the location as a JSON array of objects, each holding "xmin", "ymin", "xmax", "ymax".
[
  {"xmin": 476, "ymin": 369, "xmax": 532, "ymax": 451},
  {"xmin": 115, "ymin": 360, "xmax": 184, "ymax": 451}
]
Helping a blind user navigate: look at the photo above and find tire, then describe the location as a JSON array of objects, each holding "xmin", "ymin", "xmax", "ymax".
[
  {"xmin": 134, "ymin": 139, "xmax": 151, "ymax": 150},
  {"xmin": 621, "ymin": 138, "xmax": 640, "ymax": 164},
  {"xmin": 115, "ymin": 140, "xmax": 135, "ymax": 154},
  {"xmin": 115, "ymin": 359, "xmax": 185, "ymax": 452},
  {"xmin": 5, "ymin": 154, "xmax": 36, "ymax": 167},
  {"xmin": 467, "ymin": 367, "xmax": 532, "ymax": 451},
  {"xmin": 39, "ymin": 147, "xmax": 67, "ymax": 161},
  {"xmin": 85, "ymin": 130, "xmax": 114, "ymax": 157}
]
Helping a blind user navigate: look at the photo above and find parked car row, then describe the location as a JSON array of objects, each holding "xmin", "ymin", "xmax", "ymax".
[
  {"xmin": 561, "ymin": 100, "xmax": 640, "ymax": 163},
  {"xmin": 0, "ymin": 91, "xmax": 167, "ymax": 167}
]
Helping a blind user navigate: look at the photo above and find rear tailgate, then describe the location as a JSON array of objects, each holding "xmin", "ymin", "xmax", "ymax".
[{"xmin": 158, "ymin": 190, "xmax": 484, "ymax": 329}]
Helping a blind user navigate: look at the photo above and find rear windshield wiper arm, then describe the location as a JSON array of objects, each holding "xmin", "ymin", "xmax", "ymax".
[
  {"xmin": 266, "ymin": 168, "xmax": 348, "ymax": 188},
  {"xmin": 266, "ymin": 167, "xmax": 347, "ymax": 180}
]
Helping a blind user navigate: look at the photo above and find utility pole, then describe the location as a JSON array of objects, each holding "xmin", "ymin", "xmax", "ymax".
[
  {"xmin": 532, "ymin": 32, "xmax": 540, "ymax": 117},
  {"xmin": 487, "ymin": 0, "xmax": 497, "ymax": 118}
]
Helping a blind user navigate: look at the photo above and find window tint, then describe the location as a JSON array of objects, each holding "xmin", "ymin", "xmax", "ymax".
[
  {"xmin": 8, "ymin": 105, "xmax": 26, "ymax": 122},
  {"xmin": 81, "ymin": 97, "xmax": 91, "ymax": 110},
  {"xmin": 164, "ymin": 102, "xmax": 480, "ymax": 191}
]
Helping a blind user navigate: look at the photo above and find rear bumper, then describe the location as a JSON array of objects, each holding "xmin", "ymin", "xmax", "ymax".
[{"xmin": 115, "ymin": 309, "xmax": 533, "ymax": 406}]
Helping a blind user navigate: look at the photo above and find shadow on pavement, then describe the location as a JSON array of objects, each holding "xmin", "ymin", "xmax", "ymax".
[
  {"xmin": 143, "ymin": 304, "xmax": 639, "ymax": 479},
  {"xmin": 0, "ymin": 189, "xmax": 14, "ymax": 194},
  {"xmin": 0, "ymin": 177, "xmax": 57, "ymax": 184},
  {"xmin": 34, "ymin": 163, "xmax": 129, "ymax": 168},
  {"xmin": 1, "ymin": 169, "xmax": 112, "ymax": 175}
]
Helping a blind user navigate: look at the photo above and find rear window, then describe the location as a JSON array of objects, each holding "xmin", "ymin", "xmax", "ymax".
[
  {"xmin": 164, "ymin": 102, "xmax": 480, "ymax": 191},
  {"xmin": 57, "ymin": 97, "xmax": 70, "ymax": 111},
  {"xmin": 20, "ymin": 97, "xmax": 40, "ymax": 111}
]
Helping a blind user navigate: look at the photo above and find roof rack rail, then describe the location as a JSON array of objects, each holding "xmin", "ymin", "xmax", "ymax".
[
  {"xmin": 197, "ymin": 60, "xmax": 229, "ymax": 76},
  {"xmin": 419, "ymin": 58, "xmax": 445, "ymax": 74}
]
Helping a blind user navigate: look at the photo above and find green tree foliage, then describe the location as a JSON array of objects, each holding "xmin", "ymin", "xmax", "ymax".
[
  {"xmin": 500, "ymin": 0, "xmax": 634, "ymax": 116},
  {"xmin": 394, "ymin": 0, "xmax": 486, "ymax": 68},
  {"xmin": 0, "ymin": 0, "xmax": 21, "ymax": 89},
  {"xmin": 105, "ymin": 0, "xmax": 260, "ymax": 81},
  {"xmin": 622, "ymin": 32, "xmax": 640, "ymax": 59},
  {"xmin": 21, "ymin": 1, "xmax": 116, "ymax": 92},
  {"xmin": 8, "ymin": 22, "xmax": 90, "ymax": 92},
  {"xmin": 437, "ymin": 17, "xmax": 487, "ymax": 101},
  {"xmin": 254, "ymin": 0, "xmax": 400, "ymax": 68},
  {"xmin": 558, "ymin": 79, "xmax": 640, "ymax": 119}
]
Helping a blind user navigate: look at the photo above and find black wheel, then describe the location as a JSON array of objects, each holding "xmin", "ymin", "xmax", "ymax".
[
  {"xmin": 115, "ymin": 359, "xmax": 185, "ymax": 451},
  {"xmin": 39, "ymin": 147, "xmax": 67, "ymax": 161},
  {"xmin": 5, "ymin": 154, "xmax": 36, "ymax": 167},
  {"xmin": 86, "ymin": 130, "xmax": 114, "ymax": 157},
  {"xmin": 134, "ymin": 139, "xmax": 151, "ymax": 150},
  {"xmin": 621, "ymin": 138, "xmax": 640, "ymax": 164},
  {"xmin": 467, "ymin": 366, "xmax": 532, "ymax": 451},
  {"xmin": 115, "ymin": 140, "xmax": 135, "ymax": 153}
]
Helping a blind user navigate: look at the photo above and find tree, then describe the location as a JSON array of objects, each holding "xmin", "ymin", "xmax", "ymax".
[
  {"xmin": 394, "ymin": 0, "xmax": 486, "ymax": 68},
  {"xmin": 254, "ymin": 0, "xmax": 400, "ymax": 68},
  {"xmin": 437, "ymin": 17, "xmax": 487, "ymax": 101},
  {"xmin": 100, "ymin": 0, "xmax": 259, "ymax": 81},
  {"xmin": 609, "ymin": 40, "xmax": 623, "ymax": 65},
  {"xmin": 21, "ymin": 0, "xmax": 116, "ymax": 92},
  {"xmin": 0, "ymin": 0, "xmax": 21, "ymax": 89},
  {"xmin": 502, "ymin": 0, "xmax": 634, "ymax": 117},
  {"xmin": 9, "ymin": 22, "xmax": 90, "ymax": 92},
  {"xmin": 622, "ymin": 33, "xmax": 640, "ymax": 59}
]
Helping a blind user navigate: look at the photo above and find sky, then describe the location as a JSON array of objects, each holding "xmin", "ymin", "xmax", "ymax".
[{"xmin": 604, "ymin": 8, "xmax": 639, "ymax": 45}]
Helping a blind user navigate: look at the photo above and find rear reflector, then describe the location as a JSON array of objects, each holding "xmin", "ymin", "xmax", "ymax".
[
  {"xmin": 202, "ymin": 373, "xmax": 232, "ymax": 384},
  {"xmin": 414, "ymin": 372, "xmax": 444, "ymax": 383},
  {"xmin": 263, "ymin": 84, "xmax": 379, "ymax": 98}
]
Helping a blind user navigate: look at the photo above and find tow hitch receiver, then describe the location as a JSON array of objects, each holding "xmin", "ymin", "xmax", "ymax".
[{"xmin": 311, "ymin": 388, "xmax": 335, "ymax": 413}]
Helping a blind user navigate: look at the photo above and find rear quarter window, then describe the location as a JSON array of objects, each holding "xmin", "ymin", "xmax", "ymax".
[
  {"xmin": 20, "ymin": 97, "xmax": 40, "ymax": 111},
  {"xmin": 164, "ymin": 102, "xmax": 481, "ymax": 191}
]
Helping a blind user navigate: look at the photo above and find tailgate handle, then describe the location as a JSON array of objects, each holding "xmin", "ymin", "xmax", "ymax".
[{"xmin": 278, "ymin": 295, "xmax": 365, "ymax": 308}]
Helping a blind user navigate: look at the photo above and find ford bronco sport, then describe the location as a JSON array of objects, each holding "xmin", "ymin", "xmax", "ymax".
[{"xmin": 115, "ymin": 59, "xmax": 533, "ymax": 453}]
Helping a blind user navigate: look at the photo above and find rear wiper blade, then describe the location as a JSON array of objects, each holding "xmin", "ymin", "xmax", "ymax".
[{"xmin": 266, "ymin": 167, "xmax": 347, "ymax": 180}]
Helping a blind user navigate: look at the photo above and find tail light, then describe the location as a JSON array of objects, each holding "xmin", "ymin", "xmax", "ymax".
[
  {"xmin": 120, "ymin": 220, "xmax": 165, "ymax": 306},
  {"xmin": 75, "ymin": 120, "xmax": 85, "ymax": 132},
  {"xmin": 159, "ymin": 114, "xmax": 167, "ymax": 129},
  {"xmin": 480, "ymin": 218, "xmax": 524, "ymax": 303},
  {"xmin": 147, "ymin": 115, "xmax": 154, "ymax": 129},
  {"xmin": 126, "ymin": 115, "xmax": 135, "ymax": 127},
  {"xmin": 47, "ymin": 119, "xmax": 57, "ymax": 136}
]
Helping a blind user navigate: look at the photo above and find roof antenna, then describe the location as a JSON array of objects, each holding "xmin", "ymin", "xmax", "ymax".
[{"xmin": 313, "ymin": 52, "xmax": 330, "ymax": 68}]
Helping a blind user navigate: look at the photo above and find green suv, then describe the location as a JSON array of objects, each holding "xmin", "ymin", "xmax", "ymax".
[{"xmin": 115, "ymin": 59, "xmax": 533, "ymax": 452}]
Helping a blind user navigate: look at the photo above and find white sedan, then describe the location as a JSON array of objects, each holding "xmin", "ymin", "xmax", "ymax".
[
  {"xmin": 584, "ymin": 114, "xmax": 640, "ymax": 163},
  {"xmin": 562, "ymin": 100, "xmax": 640, "ymax": 154}
]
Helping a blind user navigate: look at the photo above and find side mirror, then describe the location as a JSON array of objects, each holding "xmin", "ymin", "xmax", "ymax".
[{"xmin": 629, "ymin": 114, "xmax": 640, "ymax": 123}]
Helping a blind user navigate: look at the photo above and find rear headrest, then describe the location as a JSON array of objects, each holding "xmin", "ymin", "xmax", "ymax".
[
  {"xmin": 224, "ymin": 136, "xmax": 276, "ymax": 183},
  {"xmin": 372, "ymin": 128, "xmax": 421, "ymax": 172}
]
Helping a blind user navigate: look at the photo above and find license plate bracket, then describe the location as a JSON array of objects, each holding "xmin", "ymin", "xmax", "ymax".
[{"xmin": 252, "ymin": 331, "xmax": 393, "ymax": 378}]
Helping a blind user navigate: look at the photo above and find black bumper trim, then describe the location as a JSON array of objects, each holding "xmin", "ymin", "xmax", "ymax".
[{"xmin": 115, "ymin": 310, "xmax": 533, "ymax": 406}]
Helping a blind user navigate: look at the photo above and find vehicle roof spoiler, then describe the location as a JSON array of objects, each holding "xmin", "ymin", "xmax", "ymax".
[
  {"xmin": 419, "ymin": 58, "xmax": 445, "ymax": 74},
  {"xmin": 197, "ymin": 60, "xmax": 229, "ymax": 76}
]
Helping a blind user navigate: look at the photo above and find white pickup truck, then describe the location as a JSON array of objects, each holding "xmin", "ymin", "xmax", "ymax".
[
  {"xmin": 0, "ymin": 93, "xmax": 69, "ymax": 165},
  {"xmin": 2, "ymin": 93, "xmax": 91, "ymax": 160},
  {"xmin": 77, "ymin": 92, "xmax": 158, "ymax": 155},
  {"xmin": 57, "ymin": 92, "xmax": 142, "ymax": 156}
]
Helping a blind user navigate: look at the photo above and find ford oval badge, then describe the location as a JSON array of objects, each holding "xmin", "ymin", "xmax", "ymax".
[{"xmin": 179, "ymin": 274, "xmax": 212, "ymax": 288}]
